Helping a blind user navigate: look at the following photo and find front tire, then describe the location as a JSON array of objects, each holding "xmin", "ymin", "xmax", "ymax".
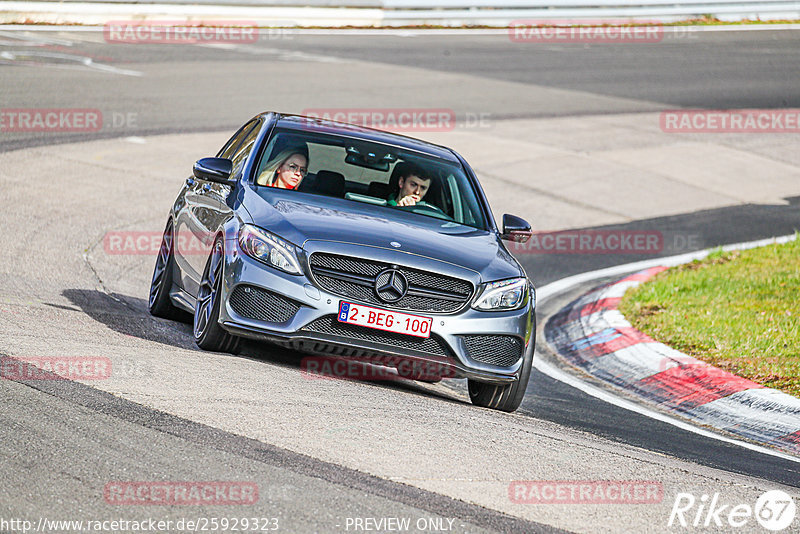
[
  {"xmin": 468, "ymin": 332, "xmax": 534, "ymax": 412},
  {"xmin": 193, "ymin": 237, "xmax": 240, "ymax": 353}
]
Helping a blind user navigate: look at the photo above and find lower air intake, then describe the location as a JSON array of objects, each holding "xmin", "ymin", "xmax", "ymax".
[
  {"xmin": 461, "ymin": 335, "xmax": 523, "ymax": 367},
  {"xmin": 229, "ymin": 285, "xmax": 300, "ymax": 323}
]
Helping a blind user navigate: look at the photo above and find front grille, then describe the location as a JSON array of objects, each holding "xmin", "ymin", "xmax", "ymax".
[
  {"xmin": 309, "ymin": 252, "xmax": 473, "ymax": 313},
  {"xmin": 461, "ymin": 335, "xmax": 524, "ymax": 367},
  {"xmin": 301, "ymin": 315, "xmax": 451, "ymax": 358},
  {"xmin": 229, "ymin": 285, "xmax": 300, "ymax": 323}
]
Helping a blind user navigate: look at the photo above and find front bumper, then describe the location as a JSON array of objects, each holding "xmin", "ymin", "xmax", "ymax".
[{"xmin": 218, "ymin": 243, "xmax": 535, "ymax": 384}]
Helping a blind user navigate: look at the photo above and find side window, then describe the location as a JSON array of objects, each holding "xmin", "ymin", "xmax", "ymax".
[
  {"xmin": 218, "ymin": 119, "xmax": 259, "ymax": 159},
  {"xmin": 229, "ymin": 123, "xmax": 262, "ymax": 178}
]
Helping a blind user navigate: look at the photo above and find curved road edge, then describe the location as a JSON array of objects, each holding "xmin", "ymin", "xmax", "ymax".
[{"xmin": 534, "ymin": 234, "xmax": 800, "ymax": 462}]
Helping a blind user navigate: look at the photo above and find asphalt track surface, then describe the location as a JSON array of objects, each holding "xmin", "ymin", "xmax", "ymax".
[
  {"xmin": 3, "ymin": 28, "xmax": 800, "ymax": 151},
  {"xmin": 1, "ymin": 28, "xmax": 799, "ymax": 533}
]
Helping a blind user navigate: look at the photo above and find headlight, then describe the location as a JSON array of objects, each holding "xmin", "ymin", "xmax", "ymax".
[
  {"xmin": 238, "ymin": 224, "xmax": 302, "ymax": 275},
  {"xmin": 472, "ymin": 278, "xmax": 529, "ymax": 311}
]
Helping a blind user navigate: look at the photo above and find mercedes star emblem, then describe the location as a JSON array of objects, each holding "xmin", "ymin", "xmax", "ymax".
[{"xmin": 374, "ymin": 269, "xmax": 408, "ymax": 303}]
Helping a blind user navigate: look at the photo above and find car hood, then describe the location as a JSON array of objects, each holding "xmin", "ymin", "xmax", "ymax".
[{"xmin": 242, "ymin": 187, "xmax": 522, "ymax": 281}]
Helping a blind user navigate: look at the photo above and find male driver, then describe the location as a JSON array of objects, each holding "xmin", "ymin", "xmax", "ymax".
[{"xmin": 387, "ymin": 163, "xmax": 431, "ymax": 207}]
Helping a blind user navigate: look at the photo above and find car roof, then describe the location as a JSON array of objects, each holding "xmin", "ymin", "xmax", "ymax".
[{"xmin": 265, "ymin": 113, "xmax": 461, "ymax": 164}]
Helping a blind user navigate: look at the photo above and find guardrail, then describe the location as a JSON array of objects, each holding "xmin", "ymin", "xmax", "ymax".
[
  {"xmin": 385, "ymin": 3, "xmax": 800, "ymax": 24},
  {"xmin": 3, "ymin": 0, "xmax": 800, "ymax": 26},
  {"xmin": 385, "ymin": 0, "xmax": 798, "ymax": 7}
]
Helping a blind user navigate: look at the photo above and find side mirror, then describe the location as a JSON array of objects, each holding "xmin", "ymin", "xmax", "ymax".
[
  {"xmin": 501, "ymin": 214, "xmax": 532, "ymax": 243},
  {"xmin": 193, "ymin": 157, "xmax": 237, "ymax": 186}
]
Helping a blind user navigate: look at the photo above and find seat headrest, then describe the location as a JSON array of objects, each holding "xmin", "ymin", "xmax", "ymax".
[
  {"xmin": 312, "ymin": 170, "xmax": 346, "ymax": 197},
  {"xmin": 368, "ymin": 181, "xmax": 391, "ymax": 199}
]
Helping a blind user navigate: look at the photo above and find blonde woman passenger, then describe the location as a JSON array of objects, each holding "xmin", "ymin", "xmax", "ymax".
[{"xmin": 257, "ymin": 148, "xmax": 308, "ymax": 190}]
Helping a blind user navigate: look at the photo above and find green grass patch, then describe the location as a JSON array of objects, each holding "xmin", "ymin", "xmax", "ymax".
[{"xmin": 619, "ymin": 236, "xmax": 800, "ymax": 398}]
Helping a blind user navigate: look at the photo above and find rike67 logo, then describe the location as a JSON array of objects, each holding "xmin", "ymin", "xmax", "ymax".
[{"xmin": 669, "ymin": 490, "xmax": 796, "ymax": 531}]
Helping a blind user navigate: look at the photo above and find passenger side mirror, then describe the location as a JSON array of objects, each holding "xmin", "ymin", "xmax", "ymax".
[
  {"xmin": 501, "ymin": 214, "xmax": 532, "ymax": 243},
  {"xmin": 193, "ymin": 157, "xmax": 237, "ymax": 186}
]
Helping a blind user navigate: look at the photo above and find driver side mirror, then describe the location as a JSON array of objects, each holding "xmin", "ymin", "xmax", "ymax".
[
  {"xmin": 501, "ymin": 214, "xmax": 532, "ymax": 243},
  {"xmin": 193, "ymin": 157, "xmax": 237, "ymax": 186}
]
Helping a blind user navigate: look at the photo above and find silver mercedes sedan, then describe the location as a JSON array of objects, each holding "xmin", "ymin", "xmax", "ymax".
[{"xmin": 149, "ymin": 112, "xmax": 535, "ymax": 411}]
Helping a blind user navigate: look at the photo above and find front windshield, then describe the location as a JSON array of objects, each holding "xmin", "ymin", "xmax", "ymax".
[{"xmin": 253, "ymin": 129, "xmax": 489, "ymax": 230}]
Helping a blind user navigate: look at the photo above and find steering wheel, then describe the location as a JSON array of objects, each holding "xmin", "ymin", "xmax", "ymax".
[{"xmin": 408, "ymin": 202, "xmax": 452, "ymax": 220}]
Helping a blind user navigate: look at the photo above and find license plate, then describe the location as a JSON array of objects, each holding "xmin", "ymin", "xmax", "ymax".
[{"xmin": 337, "ymin": 301, "xmax": 432, "ymax": 339}]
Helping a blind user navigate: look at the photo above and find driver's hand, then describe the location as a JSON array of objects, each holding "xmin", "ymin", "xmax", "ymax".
[{"xmin": 397, "ymin": 195, "xmax": 420, "ymax": 206}]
